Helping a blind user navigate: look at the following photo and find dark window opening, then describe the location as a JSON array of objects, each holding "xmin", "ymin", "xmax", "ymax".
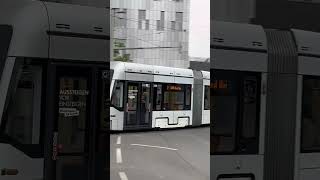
[
  {"xmin": 57, "ymin": 75, "xmax": 89, "ymax": 154},
  {"xmin": 301, "ymin": 77, "xmax": 320, "ymax": 153},
  {"xmin": 211, "ymin": 70, "xmax": 260, "ymax": 155},
  {"xmin": 204, "ymin": 85, "xmax": 210, "ymax": 110}
]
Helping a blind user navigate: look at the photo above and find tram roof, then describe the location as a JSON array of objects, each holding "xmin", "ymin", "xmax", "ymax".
[
  {"xmin": 292, "ymin": 29, "xmax": 320, "ymax": 57},
  {"xmin": 0, "ymin": 0, "xmax": 109, "ymax": 61},
  {"xmin": 211, "ymin": 20, "xmax": 268, "ymax": 52},
  {"xmin": 111, "ymin": 61, "xmax": 211, "ymax": 78}
]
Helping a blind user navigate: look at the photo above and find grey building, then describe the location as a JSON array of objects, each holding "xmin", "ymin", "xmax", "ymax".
[
  {"xmin": 111, "ymin": 0, "xmax": 190, "ymax": 68},
  {"xmin": 212, "ymin": 0, "xmax": 255, "ymax": 23}
]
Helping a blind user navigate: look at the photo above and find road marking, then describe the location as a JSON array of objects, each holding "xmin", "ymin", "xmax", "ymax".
[
  {"xmin": 116, "ymin": 148, "xmax": 123, "ymax": 163},
  {"xmin": 117, "ymin": 136, "xmax": 121, "ymax": 145},
  {"xmin": 130, "ymin": 144, "xmax": 178, "ymax": 151},
  {"xmin": 119, "ymin": 172, "xmax": 128, "ymax": 180}
]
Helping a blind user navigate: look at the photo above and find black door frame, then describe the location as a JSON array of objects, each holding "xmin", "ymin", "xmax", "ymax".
[
  {"xmin": 44, "ymin": 61, "xmax": 108, "ymax": 180},
  {"xmin": 124, "ymin": 81, "xmax": 153, "ymax": 130}
]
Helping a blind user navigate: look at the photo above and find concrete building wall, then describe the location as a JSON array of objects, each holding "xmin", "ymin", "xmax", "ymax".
[
  {"xmin": 212, "ymin": 0, "xmax": 255, "ymax": 23},
  {"xmin": 111, "ymin": 0, "xmax": 190, "ymax": 68}
]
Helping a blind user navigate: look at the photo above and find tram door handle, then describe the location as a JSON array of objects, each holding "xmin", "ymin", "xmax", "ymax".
[
  {"xmin": 111, "ymin": 115, "xmax": 116, "ymax": 117},
  {"xmin": 1, "ymin": 168, "xmax": 19, "ymax": 176}
]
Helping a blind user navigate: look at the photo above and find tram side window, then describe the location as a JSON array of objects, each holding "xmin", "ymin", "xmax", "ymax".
[
  {"xmin": 241, "ymin": 77, "xmax": 258, "ymax": 139},
  {"xmin": 153, "ymin": 83, "xmax": 191, "ymax": 111},
  {"xmin": 163, "ymin": 84, "xmax": 191, "ymax": 111},
  {"xmin": 111, "ymin": 81, "xmax": 124, "ymax": 110},
  {"xmin": 185, "ymin": 85, "xmax": 192, "ymax": 110},
  {"xmin": 212, "ymin": 78, "xmax": 238, "ymax": 153},
  {"xmin": 204, "ymin": 85, "xmax": 210, "ymax": 110},
  {"xmin": 153, "ymin": 84, "xmax": 163, "ymax": 111},
  {"xmin": 212, "ymin": 71, "xmax": 260, "ymax": 154},
  {"xmin": 3, "ymin": 65, "xmax": 42, "ymax": 145},
  {"xmin": 301, "ymin": 78, "xmax": 320, "ymax": 152}
]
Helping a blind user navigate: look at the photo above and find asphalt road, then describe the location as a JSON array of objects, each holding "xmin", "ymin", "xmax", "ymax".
[{"xmin": 110, "ymin": 127, "xmax": 210, "ymax": 180}]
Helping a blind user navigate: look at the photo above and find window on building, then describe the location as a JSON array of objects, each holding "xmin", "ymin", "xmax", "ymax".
[
  {"xmin": 145, "ymin": 20, "xmax": 150, "ymax": 30},
  {"xmin": 161, "ymin": 11, "xmax": 165, "ymax": 30},
  {"xmin": 171, "ymin": 21, "xmax": 176, "ymax": 30},
  {"xmin": 111, "ymin": 81, "xmax": 124, "ymax": 110},
  {"xmin": 301, "ymin": 77, "xmax": 320, "ymax": 152},
  {"xmin": 138, "ymin": 10, "xmax": 146, "ymax": 30},
  {"xmin": 112, "ymin": 8, "xmax": 127, "ymax": 28},
  {"xmin": 204, "ymin": 85, "xmax": 210, "ymax": 110},
  {"xmin": 175, "ymin": 12, "xmax": 183, "ymax": 31},
  {"xmin": 157, "ymin": 11, "xmax": 165, "ymax": 31},
  {"xmin": 157, "ymin": 20, "xmax": 162, "ymax": 31}
]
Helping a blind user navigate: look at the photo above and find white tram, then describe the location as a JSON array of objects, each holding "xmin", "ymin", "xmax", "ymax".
[
  {"xmin": 110, "ymin": 61, "xmax": 210, "ymax": 131},
  {"xmin": 0, "ymin": 1, "xmax": 109, "ymax": 180},
  {"xmin": 212, "ymin": 20, "xmax": 320, "ymax": 180}
]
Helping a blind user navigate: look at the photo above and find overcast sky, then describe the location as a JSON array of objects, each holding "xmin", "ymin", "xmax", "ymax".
[{"xmin": 189, "ymin": 0, "xmax": 210, "ymax": 58}]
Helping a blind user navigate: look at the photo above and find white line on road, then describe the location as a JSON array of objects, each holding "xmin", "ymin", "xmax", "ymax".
[
  {"xmin": 117, "ymin": 136, "xmax": 121, "ymax": 145},
  {"xmin": 119, "ymin": 172, "xmax": 128, "ymax": 180},
  {"xmin": 130, "ymin": 144, "xmax": 178, "ymax": 151},
  {"xmin": 116, "ymin": 148, "xmax": 123, "ymax": 163}
]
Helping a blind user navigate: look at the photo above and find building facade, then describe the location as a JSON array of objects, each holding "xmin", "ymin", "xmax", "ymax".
[
  {"xmin": 111, "ymin": 0, "xmax": 190, "ymax": 68},
  {"xmin": 212, "ymin": 0, "xmax": 255, "ymax": 24}
]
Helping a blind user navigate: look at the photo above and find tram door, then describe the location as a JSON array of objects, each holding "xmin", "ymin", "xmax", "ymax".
[
  {"xmin": 45, "ymin": 64, "xmax": 108, "ymax": 180},
  {"xmin": 125, "ymin": 82, "xmax": 152, "ymax": 129}
]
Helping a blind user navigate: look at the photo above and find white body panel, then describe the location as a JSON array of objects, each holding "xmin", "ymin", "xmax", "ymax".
[
  {"xmin": 202, "ymin": 71, "xmax": 210, "ymax": 125},
  {"xmin": 212, "ymin": 155, "xmax": 264, "ymax": 180},
  {"xmin": 0, "ymin": 144, "xmax": 43, "ymax": 180},
  {"xmin": 110, "ymin": 107, "xmax": 124, "ymax": 131},
  {"xmin": 0, "ymin": 1, "xmax": 110, "ymax": 179},
  {"xmin": 211, "ymin": 20, "xmax": 268, "ymax": 180},
  {"xmin": 110, "ymin": 62, "xmax": 209, "ymax": 130}
]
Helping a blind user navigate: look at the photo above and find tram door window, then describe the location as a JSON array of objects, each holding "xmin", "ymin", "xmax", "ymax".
[
  {"xmin": 141, "ymin": 83, "xmax": 151, "ymax": 125},
  {"xmin": 48, "ymin": 65, "xmax": 108, "ymax": 180},
  {"xmin": 125, "ymin": 82, "xmax": 152, "ymax": 129},
  {"xmin": 126, "ymin": 82, "xmax": 139, "ymax": 126},
  {"xmin": 212, "ymin": 70, "xmax": 260, "ymax": 154},
  {"xmin": 55, "ymin": 68, "xmax": 90, "ymax": 180},
  {"xmin": 301, "ymin": 77, "xmax": 320, "ymax": 152}
]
